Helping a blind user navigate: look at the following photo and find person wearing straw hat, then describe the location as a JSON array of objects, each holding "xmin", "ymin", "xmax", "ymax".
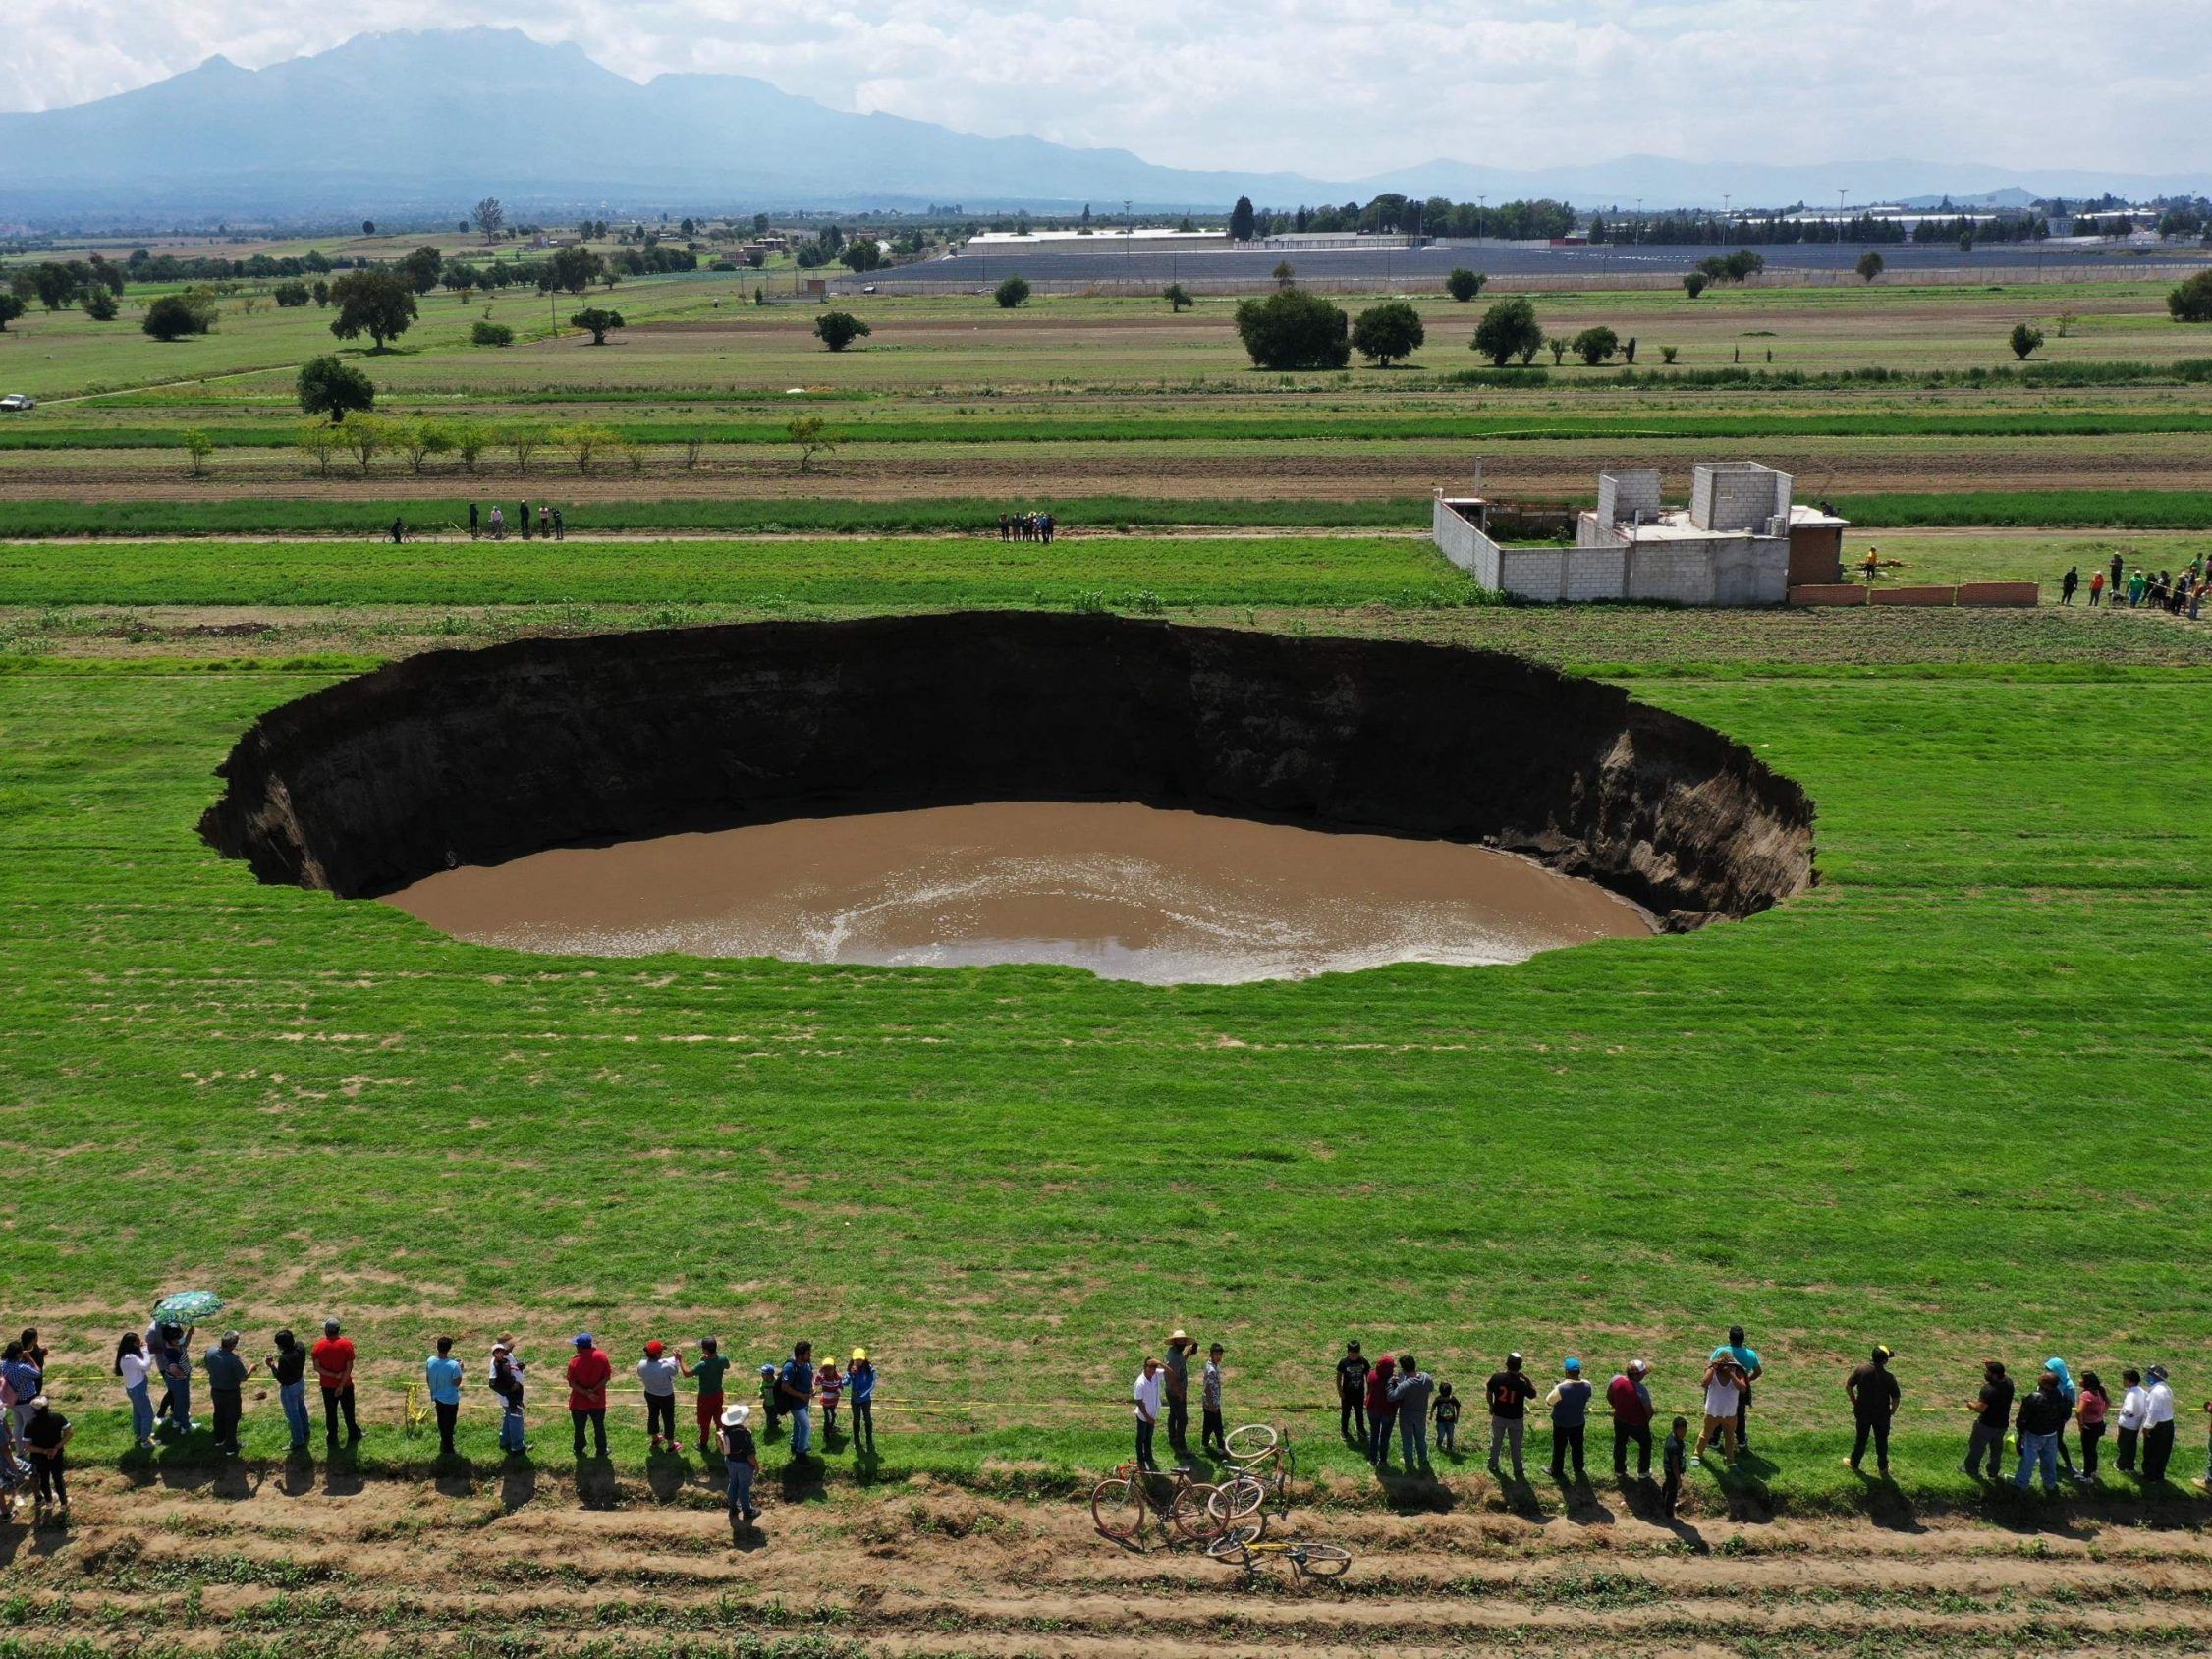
[
  {"xmin": 719, "ymin": 1402, "xmax": 761, "ymax": 1522},
  {"xmin": 848, "ymin": 1348, "xmax": 877, "ymax": 1454},
  {"xmin": 1163, "ymin": 1330, "xmax": 1193, "ymax": 1461}
]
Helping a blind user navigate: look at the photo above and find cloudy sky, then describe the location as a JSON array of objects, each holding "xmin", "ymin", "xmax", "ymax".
[{"xmin": 8, "ymin": 0, "xmax": 2203, "ymax": 177}]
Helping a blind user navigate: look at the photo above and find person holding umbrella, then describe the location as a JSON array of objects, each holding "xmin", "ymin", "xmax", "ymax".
[{"xmin": 155, "ymin": 1324, "xmax": 194, "ymax": 1438}]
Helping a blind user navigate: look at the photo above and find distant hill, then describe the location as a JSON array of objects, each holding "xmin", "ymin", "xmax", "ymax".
[{"xmin": 4, "ymin": 28, "xmax": 2204, "ymax": 224}]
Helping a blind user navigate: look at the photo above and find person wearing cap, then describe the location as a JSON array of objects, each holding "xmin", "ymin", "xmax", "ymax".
[
  {"xmin": 203, "ymin": 1329, "xmax": 251, "ymax": 1456},
  {"xmin": 2115, "ymin": 1367, "xmax": 2148, "ymax": 1473},
  {"xmin": 719, "ymin": 1402, "xmax": 761, "ymax": 1522},
  {"xmin": 1545, "ymin": 1358, "xmax": 1592, "ymax": 1483},
  {"xmin": 1608, "ymin": 1360, "xmax": 1655, "ymax": 1480},
  {"xmin": 1163, "ymin": 1331, "xmax": 1193, "ymax": 1461},
  {"xmin": 22, "ymin": 1396, "xmax": 71, "ymax": 1512},
  {"xmin": 1485, "ymin": 1353, "xmax": 1536, "ymax": 1481},
  {"xmin": 1364, "ymin": 1352, "xmax": 1397, "ymax": 1467},
  {"xmin": 265, "ymin": 1329, "xmax": 310, "ymax": 1454},
  {"xmin": 2141, "ymin": 1364, "xmax": 2177, "ymax": 1482},
  {"xmin": 1963, "ymin": 1359, "xmax": 2013, "ymax": 1479},
  {"xmin": 815, "ymin": 1355, "xmax": 846, "ymax": 1439},
  {"xmin": 1132, "ymin": 1356, "xmax": 1164, "ymax": 1472},
  {"xmin": 1709, "ymin": 1326, "xmax": 1762, "ymax": 1453},
  {"xmin": 568, "ymin": 1333, "xmax": 612, "ymax": 1459},
  {"xmin": 778, "ymin": 1342, "xmax": 816, "ymax": 1459},
  {"xmin": 1335, "ymin": 1341, "xmax": 1370, "ymax": 1446},
  {"xmin": 311, "ymin": 1319, "xmax": 359, "ymax": 1447},
  {"xmin": 1845, "ymin": 1345, "xmax": 1901, "ymax": 1476},
  {"xmin": 426, "ymin": 1336, "xmax": 466, "ymax": 1459},
  {"xmin": 1201, "ymin": 1344, "xmax": 1228, "ymax": 1460},
  {"xmin": 848, "ymin": 1348, "xmax": 877, "ymax": 1454},
  {"xmin": 638, "ymin": 1340, "xmax": 681, "ymax": 1452},
  {"xmin": 490, "ymin": 1339, "xmax": 527, "ymax": 1454},
  {"xmin": 681, "ymin": 1337, "xmax": 730, "ymax": 1457},
  {"xmin": 1391, "ymin": 1353, "xmax": 1436, "ymax": 1472}
]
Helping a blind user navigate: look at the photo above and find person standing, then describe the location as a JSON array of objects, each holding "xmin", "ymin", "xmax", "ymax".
[
  {"xmin": 1336, "ymin": 1341, "xmax": 1370, "ymax": 1445},
  {"xmin": 682, "ymin": 1337, "xmax": 729, "ymax": 1456},
  {"xmin": 847, "ymin": 1348, "xmax": 876, "ymax": 1454},
  {"xmin": 1485, "ymin": 1352, "xmax": 1536, "ymax": 1480},
  {"xmin": 1163, "ymin": 1331, "xmax": 1193, "ymax": 1461},
  {"xmin": 116, "ymin": 1332, "xmax": 155, "ymax": 1448},
  {"xmin": 2089, "ymin": 569, "xmax": 2105, "ymax": 606},
  {"xmin": 426, "ymin": 1336, "xmax": 465, "ymax": 1459},
  {"xmin": 1964, "ymin": 1359, "xmax": 2014, "ymax": 1479},
  {"xmin": 552, "ymin": 506, "xmax": 565, "ymax": 540},
  {"xmin": 266, "ymin": 1329, "xmax": 310, "ymax": 1453},
  {"xmin": 1695, "ymin": 1357, "xmax": 1743, "ymax": 1465},
  {"xmin": 2116, "ymin": 1367, "xmax": 2148, "ymax": 1473},
  {"xmin": 1365, "ymin": 1352, "xmax": 1397, "ymax": 1467},
  {"xmin": 1608, "ymin": 1359, "xmax": 1655, "ymax": 1479},
  {"xmin": 520, "ymin": 500, "xmax": 531, "ymax": 540},
  {"xmin": 2141, "ymin": 1364, "xmax": 2178, "ymax": 1482},
  {"xmin": 719, "ymin": 1403, "xmax": 760, "ymax": 1523},
  {"xmin": 469, "ymin": 501, "xmax": 480, "ymax": 540},
  {"xmin": 1710, "ymin": 1326, "xmax": 1763, "ymax": 1452},
  {"xmin": 2075, "ymin": 1370, "xmax": 2110, "ymax": 1482},
  {"xmin": 311, "ymin": 1319, "xmax": 359, "ymax": 1447},
  {"xmin": 2015, "ymin": 1371, "xmax": 2067, "ymax": 1493},
  {"xmin": 489, "ymin": 504, "xmax": 505, "ymax": 539},
  {"xmin": 777, "ymin": 1341, "xmax": 815, "ymax": 1459},
  {"xmin": 637, "ymin": 1340, "xmax": 680, "ymax": 1451},
  {"xmin": 490, "ymin": 1340, "xmax": 527, "ymax": 1454},
  {"xmin": 1201, "ymin": 1343, "xmax": 1227, "ymax": 1459},
  {"xmin": 2, "ymin": 1341, "xmax": 42, "ymax": 1439},
  {"xmin": 2110, "ymin": 550, "xmax": 2125, "ymax": 597},
  {"xmin": 1433, "ymin": 1382, "xmax": 1461, "ymax": 1456},
  {"xmin": 537, "ymin": 504, "xmax": 551, "ymax": 539},
  {"xmin": 1132, "ymin": 1356, "xmax": 1163, "ymax": 1472},
  {"xmin": 155, "ymin": 1323, "xmax": 194, "ymax": 1438},
  {"xmin": 1845, "ymin": 1344, "xmax": 1901, "ymax": 1475},
  {"xmin": 204, "ymin": 1330, "xmax": 250, "ymax": 1456},
  {"xmin": 567, "ymin": 1333, "xmax": 611, "ymax": 1459},
  {"xmin": 1661, "ymin": 1415, "xmax": 1688, "ymax": 1519},
  {"xmin": 1392, "ymin": 1354, "xmax": 1436, "ymax": 1471},
  {"xmin": 2061, "ymin": 566, "xmax": 2079, "ymax": 604},
  {"xmin": 815, "ymin": 1355, "xmax": 844, "ymax": 1439},
  {"xmin": 1545, "ymin": 1357, "xmax": 1591, "ymax": 1482},
  {"xmin": 22, "ymin": 1397, "xmax": 70, "ymax": 1513}
]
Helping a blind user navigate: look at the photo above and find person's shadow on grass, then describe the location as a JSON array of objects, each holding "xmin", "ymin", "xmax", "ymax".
[
  {"xmin": 777, "ymin": 1457, "xmax": 827, "ymax": 1505},
  {"xmin": 573, "ymin": 1459, "xmax": 619, "ymax": 1510},
  {"xmin": 499, "ymin": 1459, "xmax": 538, "ymax": 1512},
  {"xmin": 645, "ymin": 1446, "xmax": 691, "ymax": 1503}
]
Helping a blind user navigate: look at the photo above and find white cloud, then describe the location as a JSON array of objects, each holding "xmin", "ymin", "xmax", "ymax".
[{"xmin": 6, "ymin": 0, "xmax": 2207, "ymax": 178}]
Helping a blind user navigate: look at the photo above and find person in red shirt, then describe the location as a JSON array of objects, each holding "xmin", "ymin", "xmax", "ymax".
[
  {"xmin": 1608, "ymin": 1359, "xmax": 1655, "ymax": 1478},
  {"xmin": 1364, "ymin": 1353, "xmax": 1396, "ymax": 1466},
  {"xmin": 309, "ymin": 1319, "xmax": 359, "ymax": 1447},
  {"xmin": 567, "ymin": 1333, "xmax": 611, "ymax": 1459}
]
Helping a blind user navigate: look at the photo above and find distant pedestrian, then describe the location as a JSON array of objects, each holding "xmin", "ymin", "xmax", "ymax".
[
  {"xmin": 1546, "ymin": 1357, "xmax": 1591, "ymax": 1482},
  {"xmin": 1845, "ymin": 1344, "xmax": 1900, "ymax": 1475},
  {"xmin": 1163, "ymin": 1330, "xmax": 1193, "ymax": 1459},
  {"xmin": 1965, "ymin": 1359, "xmax": 2014, "ymax": 1478},
  {"xmin": 489, "ymin": 505, "xmax": 505, "ymax": 539},
  {"xmin": 719, "ymin": 1403, "xmax": 760, "ymax": 1522},
  {"xmin": 1485, "ymin": 1352, "xmax": 1536, "ymax": 1481},
  {"xmin": 2141, "ymin": 1364, "xmax": 2177, "ymax": 1481},
  {"xmin": 424, "ymin": 1336, "xmax": 465, "ymax": 1458},
  {"xmin": 266, "ymin": 1329, "xmax": 309, "ymax": 1452},
  {"xmin": 204, "ymin": 1329, "xmax": 250, "ymax": 1456},
  {"xmin": 2089, "ymin": 570, "xmax": 2105, "ymax": 606},
  {"xmin": 2015, "ymin": 1371, "xmax": 2068, "ymax": 1492},
  {"xmin": 22, "ymin": 1397, "xmax": 70, "ymax": 1512},
  {"xmin": 312, "ymin": 1319, "xmax": 359, "ymax": 1446},
  {"xmin": 1710, "ymin": 1326, "xmax": 1763, "ymax": 1451},
  {"xmin": 567, "ymin": 1332, "xmax": 611, "ymax": 1459},
  {"xmin": 1608, "ymin": 1359, "xmax": 1654, "ymax": 1479},
  {"xmin": 2110, "ymin": 551, "xmax": 2124, "ymax": 595},
  {"xmin": 638, "ymin": 1340, "xmax": 681, "ymax": 1451},
  {"xmin": 2061, "ymin": 566, "xmax": 2078, "ymax": 604},
  {"xmin": 1132, "ymin": 1356, "xmax": 1163, "ymax": 1471},
  {"xmin": 2116, "ymin": 1367, "xmax": 2147, "ymax": 1472},
  {"xmin": 2076, "ymin": 1370, "xmax": 2110, "ymax": 1481},
  {"xmin": 1392, "ymin": 1354, "xmax": 1436, "ymax": 1471},
  {"xmin": 1433, "ymin": 1382, "xmax": 1461, "ymax": 1456},
  {"xmin": 815, "ymin": 1356, "xmax": 844, "ymax": 1438},
  {"xmin": 1662, "ymin": 1415, "xmax": 1688, "ymax": 1518},
  {"xmin": 390, "ymin": 515, "xmax": 406, "ymax": 544},
  {"xmin": 115, "ymin": 1332, "xmax": 155, "ymax": 1448},
  {"xmin": 1695, "ymin": 1357, "xmax": 1744, "ymax": 1465},
  {"xmin": 848, "ymin": 1348, "xmax": 876, "ymax": 1453},
  {"xmin": 1041, "ymin": 512, "xmax": 1056, "ymax": 544},
  {"xmin": 1201, "ymin": 1343, "xmax": 1227, "ymax": 1459},
  {"xmin": 777, "ymin": 1341, "xmax": 815, "ymax": 1459},
  {"xmin": 681, "ymin": 1336, "xmax": 729, "ymax": 1455},
  {"xmin": 520, "ymin": 501, "xmax": 531, "ymax": 540},
  {"xmin": 997, "ymin": 513, "xmax": 1011, "ymax": 542},
  {"xmin": 1336, "ymin": 1340, "xmax": 1370, "ymax": 1445},
  {"xmin": 551, "ymin": 506, "xmax": 565, "ymax": 539},
  {"xmin": 490, "ymin": 1340, "xmax": 527, "ymax": 1454},
  {"xmin": 2129, "ymin": 568, "xmax": 2147, "ymax": 606},
  {"xmin": 1365, "ymin": 1351, "xmax": 1397, "ymax": 1466},
  {"xmin": 469, "ymin": 501, "xmax": 480, "ymax": 539}
]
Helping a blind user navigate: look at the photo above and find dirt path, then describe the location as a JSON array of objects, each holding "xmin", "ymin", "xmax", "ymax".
[{"xmin": 7, "ymin": 1468, "xmax": 2212, "ymax": 1657}]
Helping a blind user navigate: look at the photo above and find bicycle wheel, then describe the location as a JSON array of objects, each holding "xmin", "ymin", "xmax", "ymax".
[
  {"xmin": 1089, "ymin": 1476, "xmax": 1143, "ymax": 1542},
  {"xmin": 1206, "ymin": 1476, "xmax": 1268, "ymax": 1545},
  {"xmin": 1290, "ymin": 1542, "xmax": 1352, "ymax": 1578},
  {"xmin": 1204, "ymin": 1530, "xmax": 1256, "ymax": 1568},
  {"xmin": 1169, "ymin": 1481, "xmax": 1228, "ymax": 1543},
  {"xmin": 1224, "ymin": 1423, "xmax": 1278, "ymax": 1463}
]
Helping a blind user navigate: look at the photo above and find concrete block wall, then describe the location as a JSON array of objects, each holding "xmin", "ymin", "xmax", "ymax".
[
  {"xmin": 1627, "ymin": 544, "xmax": 1720, "ymax": 604},
  {"xmin": 1595, "ymin": 469, "xmax": 1663, "ymax": 529},
  {"xmin": 1691, "ymin": 464, "xmax": 1792, "ymax": 533},
  {"xmin": 1431, "ymin": 498, "xmax": 1502, "ymax": 588}
]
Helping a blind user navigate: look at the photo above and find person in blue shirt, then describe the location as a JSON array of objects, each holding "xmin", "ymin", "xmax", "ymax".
[
  {"xmin": 426, "ymin": 1336, "xmax": 466, "ymax": 1459},
  {"xmin": 848, "ymin": 1348, "xmax": 877, "ymax": 1454},
  {"xmin": 1710, "ymin": 1326, "xmax": 1764, "ymax": 1452},
  {"xmin": 1545, "ymin": 1358, "xmax": 1592, "ymax": 1483},
  {"xmin": 777, "ymin": 1341, "xmax": 815, "ymax": 1460}
]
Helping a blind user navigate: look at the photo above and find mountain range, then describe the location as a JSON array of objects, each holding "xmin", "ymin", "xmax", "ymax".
[{"xmin": 4, "ymin": 28, "xmax": 2205, "ymax": 225}]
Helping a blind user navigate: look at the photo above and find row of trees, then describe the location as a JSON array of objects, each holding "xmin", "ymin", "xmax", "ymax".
[{"xmin": 1227, "ymin": 194, "xmax": 1578, "ymax": 242}]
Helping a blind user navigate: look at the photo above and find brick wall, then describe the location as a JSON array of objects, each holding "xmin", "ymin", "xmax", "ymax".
[
  {"xmin": 1595, "ymin": 469, "xmax": 1663, "ymax": 528},
  {"xmin": 1691, "ymin": 464, "xmax": 1792, "ymax": 533}
]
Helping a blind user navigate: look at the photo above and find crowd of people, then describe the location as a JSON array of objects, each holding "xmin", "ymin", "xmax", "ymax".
[
  {"xmin": 2060, "ymin": 552, "xmax": 2209, "ymax": 618},
  {"xmin": 466, "ymin": 501, "xmax": 567, "ymax": 542},
  {"xmin": 996, "ymin": 510, "xmax": 1056, "ymax": 542}
]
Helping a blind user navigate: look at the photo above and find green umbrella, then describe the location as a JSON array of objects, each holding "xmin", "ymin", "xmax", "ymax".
[{"xmin": 152, "ymin": 1290, "xmax": 225, "ymax": 1323}]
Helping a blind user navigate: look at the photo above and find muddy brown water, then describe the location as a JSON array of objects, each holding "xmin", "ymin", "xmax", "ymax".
[{"xmin": 385, "ymin": 801, "xmax": 1654, "ymax": 983}]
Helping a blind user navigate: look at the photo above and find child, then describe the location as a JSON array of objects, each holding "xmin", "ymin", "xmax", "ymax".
[
  {"xmin": 1432, "ymin": 1382, "xmax": 1461, "ymax": 1456},
  {"xmin": 816, "ymin": 1357, "xmax": 844, "ymax": 1437},
  {"xmin": 1662, "ymin": 1415, "xmax": 1688, "ymax": 1518},
  {"xmin": 848, "ymin": 1348, "xmax": 877, "ymax": 1453}
]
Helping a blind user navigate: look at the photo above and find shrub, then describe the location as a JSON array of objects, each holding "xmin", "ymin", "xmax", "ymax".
[
  {"xmin": 1684, "ymin": 272, "xmax": 1709, "ymax": 299},
  {"xmin": 273, "ymin": 281, "xmax": 312, "ymax": 307},
  {"xmin": 1855, "ymin": 251, "xmax": 1886, "ymax": 283},
  {"xmin": 993, "ymin": 276, "xmax": 1031, "ymax": 308},
  {"xmin": 1471, "ymin": 296, "xmax": 1544, "ymax": 366},
  {"xmin": 182, "ymin": 428, "xmax": 214, "ymax": 477},
  {"xmin": 2169, "ymin": 270, "xmax": 2212, "ymax": 322},
  {"xmin": 813, "ymin": 311, "xmax": 871, "ymax": 352},
  {"xmin": 1163, "ymin": 283, "xmax": 1193, "ymax": 312},
  {"xmin": 553, "ymin": 422, "xmax": 621, "ymax": 472},
  {"xmin": 1546, "ymin": 335, "xmax": 1569, "ymax": 365},
  {"xmin": 1572, "ymin": 325, "xmax": 1620, "ymax": 365},
  {"xmin": 470, "ymin": 320, "xmax": 515, "ymax": 347},
  {"xmin": 1233, "ymin": 288, "xmax": 1351, "ymax": 370},
  {"xmin": 142, "ymin": 292, "xmax": 215, "ymax": 340},
  {"xmin": 1445, "ymin": 268, "xmax": 1485, "ymax": 303},
  {"xmin": 1350, "ymin": 300, "xmax": 1424, "ymax": 366},
  {"xmin": 294, "ymin": 422, "xmax": 338, "ymax": 476},
  {"xmin": 1660, "ymin": 346, "xmax": 1680, "ymax": 364},
  {"xmin": 2010, "ymin": 322, "xmax": 2045, "ymax": 359}
]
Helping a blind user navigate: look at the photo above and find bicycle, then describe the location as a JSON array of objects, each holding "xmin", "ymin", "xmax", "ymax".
[
  {"xmin": 1089, "ymin": 1463, "xmax": 1229, "ymax": 1548},
  {"xmin": 1205, "ymin": 1530, "xmax": 1353, "ymax": 1590},
  {"xmin": 1208, "ymin": 1423, "xmax": 1296, "ymax": 1538}
]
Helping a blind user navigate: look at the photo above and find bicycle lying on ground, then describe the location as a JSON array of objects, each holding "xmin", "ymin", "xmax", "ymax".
[
  {"xmin": 1090, "ymin": 1463, "xmax": 1232, "ymax": 1548},
  {"xmin": 1206, "ymin": 1422, "xmax": 1296, "ymax": 1540},
  {"xmin": 1205, "ymin": 1530, "xmax": 1354, "ymax": 1590}
]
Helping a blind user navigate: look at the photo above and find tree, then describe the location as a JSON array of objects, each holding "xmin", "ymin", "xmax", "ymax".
[
  {"xmin": 1229, "ymin": 195, "xmax": 1256, "ymax": 242},
  {"xmin": 1471, "ymin": 296, "xmax": 1544, "ymax": 366},
  {"xmin": 506, "ymin": 425, "xmax": 547, "ymax": 474},
  {"xmin": 813, "ymin": 311, "xmax": 871, "ymax": 352},
  {"xmin": 994, "ymin": 275, "xmax": 1031, "ymax": 308},
  {"xmin": 0, "ymin": 294, "xmax": 24, "ymax": 331},
  {"xmin": 1622, "ymin": 336, "xmax": 1637, "ymax": 365},
  {"xmin": 1163, "ymin": 282, "xmax": 1193, "ymax": 312},
  {"xmin": 1445, "ymin": 267, "xmax": 1485, "ymax": 303},
  {"xmin": 1683, "ymin": 271, "xmax": 1709, "ymax": 299},
  {"xmin": 83, "ymin": 287, "xmax": 119, "ymax": 321},
  {"xmin": 340, "ymin": 413, "xmax": 391, "ymax": 473},
  {"xmin": 183, "ymin": 428, "xmax": 214, "ymax": 477},
  {"xmin": 142, "ymin": 293, "xmax": 214, "ymax": 340},
  {"xmin": 447, "ymin": 418, "xmax": 493, "ymax": 473},
  {"xmin": 839, "ymin": 241, "xmax": 884, "ymax": 272},
  {"xmin": 1855, "ymin": 250, "xmax": 1886, "ymax": 283},
  {"xmin": 296, "ymin": 355, "xmax": 375, "ymax": 423},
  {"xmin": 554, "ymin": 422, "xmax": 619, "ymax": 472},
  {"xmin": 1571, "ymin": 325, "xmax": 1621, "ymax": 365},
  {"xmin": 310, "ymin": 280, "xmax": 330, "ymax": 307},
  {"xmin": 569, "ymin": 307, "xmax": 626, "ymax": 345},
  {"xmin": 470, "ymin": 320, "xmax": 515, "ymax": 347},
  {"xmin": 1958, "ymin": 231, "xmax": 1974, "ymax": 254},
  {"xmin": 1547, "ymin": 335, "xmax": 1569, "ymax": 365},
  {"xmin": 360, "ymin": 219, "xmax": 376, "ymax": 236},
  {"xmin": 30, "ymin": 262, "xmax": 81, "ymax": 309},
  {"xmin": 272, "ymin": 280, "xmax": 311, "ymax": 307},
  {"xmin": 2168, "ymin": 270, "xmax": 2212, "ymax": 322},
  {"xmin": 1272, "ymin": 259, "xmax": 1297, "ymax": 288},
  {"xmin": 787, "ymin": 415, "xmax": 834, "ymax": 471},
  {"xmin": 1233, "ymin": 287, "xmax": 1351, "ymax": 370},
  {"xmin": 400, "ymin": 246, "xmax": 443, "ymax": 295},
  {"xmin": 327, "ymin": 269, "xmax": 417, "ymax": 351},
  {"xmin": 2010, "ymin": 322, "xmax": 2045, "ymax": 359},
  {"xmin": 548, "ymin": 246, "xmax": 604, "ymax": 295},
  {"xmin": 1697, "ymin": 250, "xmax": 1765, "ymax": 285},
  {"xmin": 295, "ymin": 420, "xmax": 338, "ymax": 476},
  {"xmin": 473, "ymin": 196, "xmax": 506, "ymax": 241},
  {"xmin": 1350, "ymin": 300, "xmax": 1424, "ymax": 366},
  {"xmin": 396, "ymin": 418, "xmax": 453, "ymax": 474}
]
